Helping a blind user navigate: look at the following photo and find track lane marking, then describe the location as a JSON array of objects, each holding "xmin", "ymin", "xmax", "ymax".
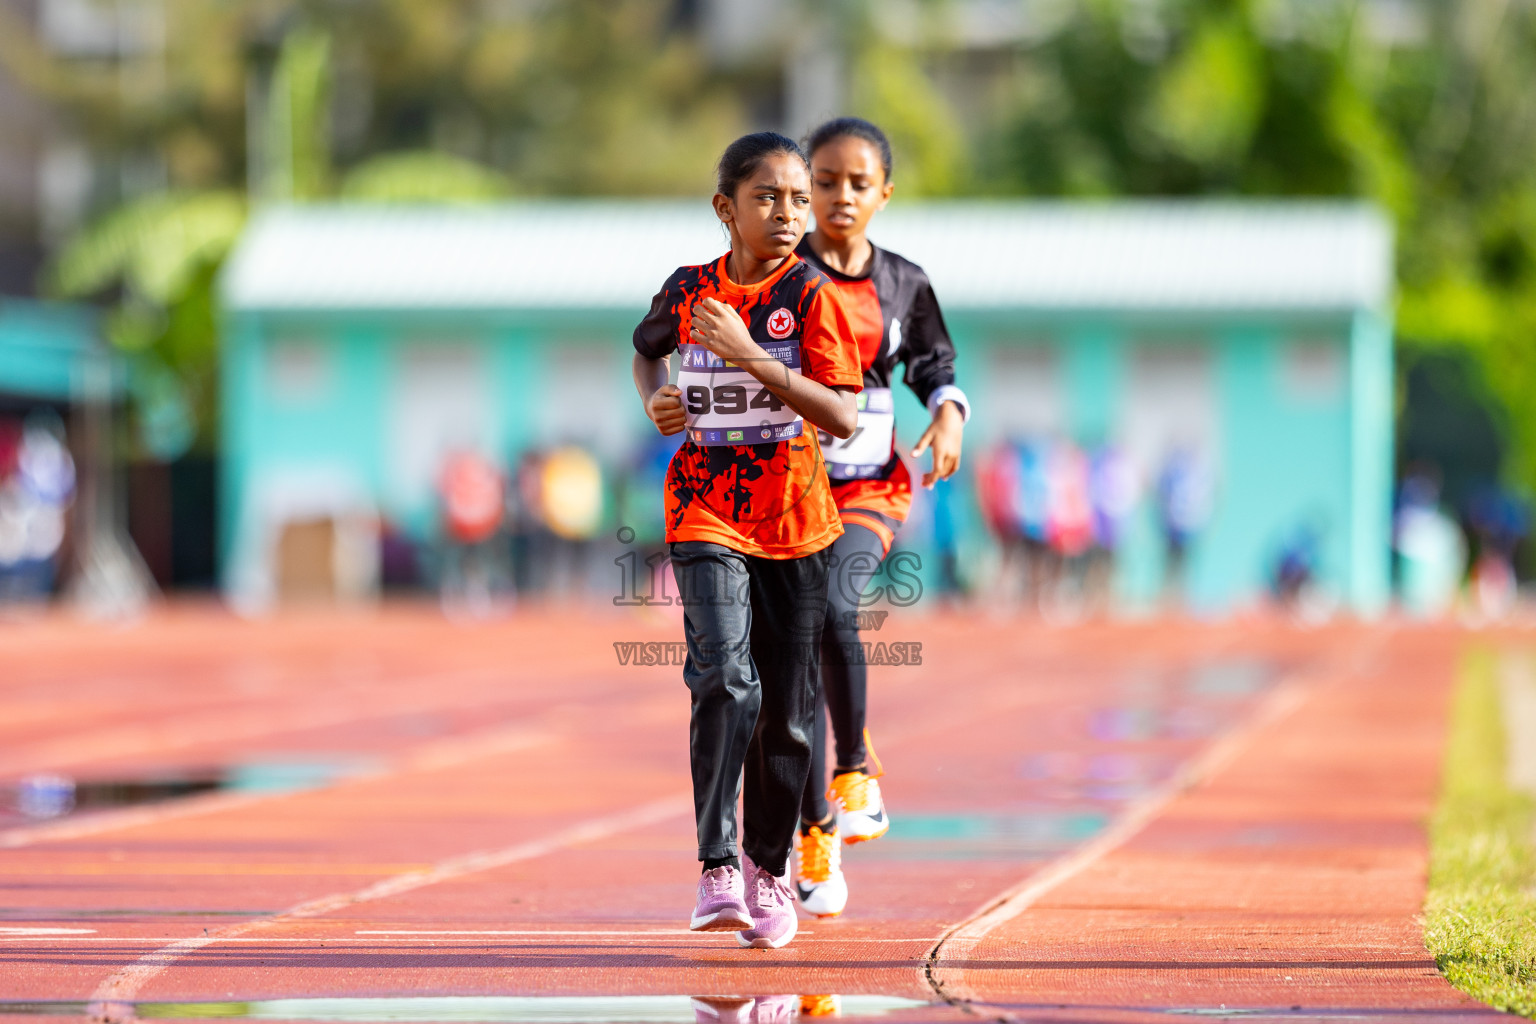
[
  {"xmin": 0, "ymin": 665, "xmax": 526, "ymax": 777},
  {"xmin": 85, "ymin": 793, "xmax": 691, "ymax": 1023},
  {"xmin": 920, "ymin": 637, "xmax": 1388, "ymax": 1016},
  {"xmin": 64, "ymin": 632, "xmax": 1279, "ymax": 1018},
  {"xmin": 356, "ymin": 929, "xmax": 710, "ymax": 935},
  {"xmin": 0, "ymin": 723, "xmax": 558, "ymax": 850},
  {"xmin": 0, "ymin": 654, "xmax": 661, "ymax": 784},
  {"xmin": 9, "ymin": 936, "xmax": 962, "ymax": 946},
  {"xmin": 0, "ymin": 689, "xmax": 675, "ymax": 851}
]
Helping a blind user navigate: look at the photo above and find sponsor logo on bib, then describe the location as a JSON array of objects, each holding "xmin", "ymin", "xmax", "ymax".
[
  {"xmin": 727, "ymin": 429, "xmax": 744, "ymax": 442},
  {"xmin": 766, "ymin": 307, "xmax": 796, "ymax": 339}
]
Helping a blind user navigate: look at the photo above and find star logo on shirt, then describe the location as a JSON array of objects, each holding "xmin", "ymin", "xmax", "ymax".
[{"xmin": 766, "ymin": 307, "xmax": 796, "ymax": 339}]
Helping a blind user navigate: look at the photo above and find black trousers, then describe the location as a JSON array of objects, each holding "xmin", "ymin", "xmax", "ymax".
[
  {"xmin": 800, "ymin": 523, "xmax": 884, "ymax": 825},
  {"xmin": 671, "ymin": 541, "xmax": 831, "ymax": 878}
]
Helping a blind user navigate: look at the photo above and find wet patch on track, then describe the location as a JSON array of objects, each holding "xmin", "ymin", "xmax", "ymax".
[
  {"xmin": 855, "ymin": 809, "xmax": 1109, "ymax": 861},
  {"xmin": 0, "ymin": 759, "xmax": 379, "ymax": 828},
  {"xmin": 0, "ymin": 995, "xmax": 939, "ymax": 1022}
]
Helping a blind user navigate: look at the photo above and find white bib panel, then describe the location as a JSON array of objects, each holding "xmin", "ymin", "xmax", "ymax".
[{"xmin": 677, "ymin": 342, "xmax": 803, "ymax": 446}]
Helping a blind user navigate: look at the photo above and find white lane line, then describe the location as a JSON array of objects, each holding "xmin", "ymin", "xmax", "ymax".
[
  {"xmin": 0, "ymin": 729, "xmax": 552, "ymax": 851},
  {"xmin": 0, "ymin": 665, "xmax": 512, "ymax": 779},
  {"xmin": 86, "ymin": 793, "xmax": 691, "ymax": 1023},
  {"xmin": 0, "ymin": 789, "xmax": 302, "ymax": 851},
  {"xmin": 1, "ymin": 939, "xmax": 724, "ymax": 945},
  {"xmin": 0, "ymin": 934, "xmax": 979, "ymax": 944},
  {"xmin": 0, "ymin": 692, "xmax": 682, "ymax": 853},
  {"xmin": 918, "ymin": 639, "xmax": 1391, "ymax": 1012},
  {"xmin": 0, "ymin": 926, "xmax": 96, "ymax": 934},
  {"xmin": 357, "ymin": 929, "xmax": 705, "ymax": 936}
]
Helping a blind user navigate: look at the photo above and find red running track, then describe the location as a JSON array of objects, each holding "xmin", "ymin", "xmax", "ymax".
[{"xmin": 0, "ymin": 605, "xmax": 1514, "ymax": 1022}]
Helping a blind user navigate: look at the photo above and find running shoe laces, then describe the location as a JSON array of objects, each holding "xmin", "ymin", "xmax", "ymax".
[
  {"xmin": 701, "ymin": 865, "xmax": 737, "ymax": 897},
  {"xmin": 827, "ymin": 727, "xmax": 885, "ymax": 812},
  {"xmin": 754, "ymin": 867, "xmax": 789, "ymax": 909},
  {"xmin": 828, "ymin": 769, "xmax": 882, "ymax": 813},
  {"xmin": 797, "ymin": 826, "xmax": 837, "ymax": 884}
]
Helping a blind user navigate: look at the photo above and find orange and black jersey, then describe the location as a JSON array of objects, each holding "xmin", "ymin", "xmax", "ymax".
[
  {"xmin": 795, "ymin": 239, "xmax": 959, "ymax": 405},
  {"xmin": 633, "ymin": 252, "xmax": 863, "ymax": 560},
  {"xmin": 795, "ymin": 238, "xmax": 967, "ymax": 548}
]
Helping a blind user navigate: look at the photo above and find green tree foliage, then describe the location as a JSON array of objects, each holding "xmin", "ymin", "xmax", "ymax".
[
  {"xmin": 968, "ymin": 0, "xmax": 1536, "ymax": 503},
  {"xmin": 850, "ymin": 39, "xmax": 966, "ymax": 196},
  {"xmin": 14, "ymin": 0, "xmax": 744, "ymax": 453},
  {"xmin": 339, "ymin": 151, "xmax": 510, "ymax": 203},
  {"xmin": 974, "ymin": 1, "xmax": 1394, "ymax": 199},
  {"xmin": 265, "ymin": 25, "xmax": 333, "ymax": 201},
  {"xmin": 10, "ymin": 0, "xmax": 1536, "ymax": 494},
  {"xmin": 49, "ymin": 190, "xmax": 245, "ymax": 459}
]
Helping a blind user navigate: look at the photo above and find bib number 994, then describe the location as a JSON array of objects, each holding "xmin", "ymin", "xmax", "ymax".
[{"xmin": 684, "ymin": 384, "xmax": 786, "ymax": 416}]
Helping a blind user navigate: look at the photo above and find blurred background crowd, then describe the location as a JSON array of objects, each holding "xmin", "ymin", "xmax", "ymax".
[{"xmin": 0, "ymin": 0, "xmax": 1533, "ymax": 620}]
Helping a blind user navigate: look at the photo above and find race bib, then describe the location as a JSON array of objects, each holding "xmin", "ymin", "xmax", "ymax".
[
  {"xmin": 677, "ymin": 342, "xmax": 803, "ymax": 446},
  {"xmin": 819, "ymin": 387, "xmax": 894, "ymax": 480}
]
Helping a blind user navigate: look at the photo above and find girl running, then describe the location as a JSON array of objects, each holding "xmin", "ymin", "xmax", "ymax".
[
  {"xmin": 631, "ymin": 131, "xmax": 863, "ymax": 949},
  {"xmin": 792, "ymin": 117, "xmax": 970, "ymax": 918}
]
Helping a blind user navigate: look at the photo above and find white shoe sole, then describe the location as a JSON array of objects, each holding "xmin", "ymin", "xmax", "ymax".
[
  {"xmin": 736, "ymin": 915, "xmax": 798, "ymax": 948},
  {"xmin": 795, "ymin": 880, "xmax": 848, "ymax": 918},
  {"xmin": 837, "ymin": 811, "xmax": 890, "ymax": 844},
  {"xmin": 798, "ymin": 902, "xmax": 846, "ymax": 917},
  {"xmin": 691, "ymin": 908, "xmax": 752, "ymax": 932}
]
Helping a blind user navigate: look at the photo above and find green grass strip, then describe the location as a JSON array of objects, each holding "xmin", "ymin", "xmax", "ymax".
[{"xmin": 1424, "ymin": 648, "xmax": 1536, "ymax": 1017}]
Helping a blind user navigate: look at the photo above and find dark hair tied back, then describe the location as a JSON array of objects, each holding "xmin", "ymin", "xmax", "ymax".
[
  {"xmin": 804, "ymin": 117, "xmax": 893, "ymax": 181},
  {"xmin": 716, "ymin": 131, "xmax": 808, "ymax": 198}
]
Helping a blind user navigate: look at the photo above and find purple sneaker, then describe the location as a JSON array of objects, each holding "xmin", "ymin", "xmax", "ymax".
[
  {"xmin": 690, "ymin": 996, "xmax": 753, "ymax": 1023},
  {"xmin": 748, "ymin": 995, "xmax": 797, "ymax": 1022},
  {"xmin": 691, "ymin": 864, "xmax": 751, "ymax": 932},
  {"xmin": 737, "ymin": 854, "xmax": 798, "ymax": 948}
]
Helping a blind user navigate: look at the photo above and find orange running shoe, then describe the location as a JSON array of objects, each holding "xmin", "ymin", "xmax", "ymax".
[
  {"xmin": 794, "ymin": 825, "xmax": 847, "ymax": 917},
  {"xmin": 799, "ymin": 994, "xmax": 841, "ymax": 1017},
  {"xmin": 827, "ymin": 769, "xmax": 888, "ymax": 843},
  {"xmin": 827, "ymin": 729, "xmax": 889, "ymax": 844}
]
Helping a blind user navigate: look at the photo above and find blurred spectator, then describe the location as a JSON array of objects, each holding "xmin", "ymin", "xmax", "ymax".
[
  {"xmin": 930, "ymin": 475, "xmax": 963, "ymax": 601},
  {"xmin": 1156, "ymin": 445, "xmax": 1214, "ymax": 609},
  {"xmin": 437, "ymin": 450, "xmax": 510, "ymax": 618},
  {"xmin": 616, "ymin": 433, "xmax": 679, "ymax": 552},
  {"xmin": 1395, "ymin": 470, "xmax": 1467, "ymax": 618},
  {"xmin": 1044, "ymin": 439, "xmax": 1093, "ymax": 619},
  {"xmin": 379, "ymin": 519, "xmax": 423, "ymax": 591},
  {"xmin": 1017, "ymin": 440, "xmax": 1054, "ymax": 613},
  {"xmin": 614, "ymin": 433, "xmax": 683, "ymax": 605},
  {"xmin": 542, "ymin": 446, "xmax": 604, "ymax": 543},
  {"xmin": 509, "ymin": 444, "xmax": 605, "ymax": 599},
  {"xmin": 1465, "ymin": 486, "xmax": 1529, "ymax": 620},
  {"xmin": 0, "ymin": 414, "xmax": 76, "ymax": 603},
  {"xmin": 1270, "ymin": 522, "xmax": 1332, "ymax": 622},
  {"xmin": 1047, "ymin": 440, "xmax": 1093, "ymax": 559},
  {"xmin": 977, "ymin": 439, "xmax": 1026, "ymax": 605},
  {"xmin": 510, "ymin": 447, "xmax": 550, "ymax": 593},
  {"xmin": 1086, "ymin": 443, "xmax": 1137, "ymax": 613}
]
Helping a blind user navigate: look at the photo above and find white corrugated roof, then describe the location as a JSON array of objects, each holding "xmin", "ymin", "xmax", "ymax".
[{"xmin": 221, "ymin": 200, "xmax": 1392, "ymax": 313}]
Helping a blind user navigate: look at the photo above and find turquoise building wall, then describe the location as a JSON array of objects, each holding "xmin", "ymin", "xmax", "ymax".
[
  {"xmin": 222, "ymin": 302, "xmax": 1391, "ymax": 615},
  {"xmin": 221, "ymin": 309, "xmax": 650, "ymax": 572},
  {"xmin": 880, "ymin": 309, "xmax": 1390, "ymax": 615}
]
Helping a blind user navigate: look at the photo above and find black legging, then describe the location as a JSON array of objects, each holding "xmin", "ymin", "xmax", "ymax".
[
  {"xmin": 800, "ymin": 523, "xmax": 885, "ymax": 826},
  {"xmin": 670, "ymin": 541, "xmax": 830, "ymax": 877}
]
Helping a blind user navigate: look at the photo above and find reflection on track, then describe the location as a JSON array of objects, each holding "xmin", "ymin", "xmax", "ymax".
[
  {"xmin": 0, "ymin": 759, "xmax": 377, "ymax": 828},
  {"xmin": 0, "ymin": 616, "xmax": 1316, "ymax": 1014},
  {"xmin": 857, "ymin": 809, "xmax": 1108, "ymax": 861},
  {"xmin": 859, "ymin": 657, "xmax": 1281, "ymax": 865},
  {"xmin": 0, "ymin": 995, "xmax": 934, "ymax": 1022}
]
